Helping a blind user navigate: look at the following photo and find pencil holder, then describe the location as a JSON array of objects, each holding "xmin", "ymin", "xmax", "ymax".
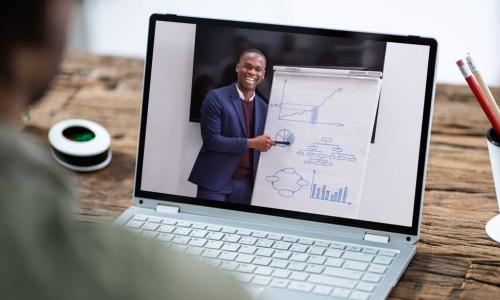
[{"xmin": 486, "ymin": 128, "xmax": 500, "ymax": 242}]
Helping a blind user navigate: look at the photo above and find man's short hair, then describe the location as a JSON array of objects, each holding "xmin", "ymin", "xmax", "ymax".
[
  {"xmin": 238, "ymin": 48, "xmax": 267, "ymax": 65},
  {"xmin": 0, "ymin": 1, "xmax": 47, "ymax": 82}
]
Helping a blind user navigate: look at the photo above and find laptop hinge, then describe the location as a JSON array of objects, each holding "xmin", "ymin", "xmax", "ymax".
[
  {"xmin": 155, "ymin": 204, "xmax": 180, "ymax": 214},
  {"xmin": 363, "ymin": 233, "xmax": 390, "ymax": 244}
]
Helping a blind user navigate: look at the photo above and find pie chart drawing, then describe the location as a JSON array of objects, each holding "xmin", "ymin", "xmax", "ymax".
[{"xmin": 275, "ymin": 129, "xmax": 295, "ymax": 147}]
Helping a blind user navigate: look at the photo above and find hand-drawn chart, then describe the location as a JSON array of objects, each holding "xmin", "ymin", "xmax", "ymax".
[{"xmin": 252, "ymin": 66, "xmax": 382, "ymax": 218}]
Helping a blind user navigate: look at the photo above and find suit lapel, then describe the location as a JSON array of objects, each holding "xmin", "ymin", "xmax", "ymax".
[{"xmin": 230, "ymin": 84, "xmax": 247, "ymax": 137}]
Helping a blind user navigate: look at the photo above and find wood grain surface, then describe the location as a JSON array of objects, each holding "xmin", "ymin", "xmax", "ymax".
[{"xmin": 26, "ymin": 53, "xmax": 500, "ymax": 299}]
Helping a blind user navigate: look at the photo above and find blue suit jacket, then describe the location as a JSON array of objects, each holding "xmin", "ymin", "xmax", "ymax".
[{"xmin": 189, "ymin": 84, "xmax": 268, "ymax": 191}]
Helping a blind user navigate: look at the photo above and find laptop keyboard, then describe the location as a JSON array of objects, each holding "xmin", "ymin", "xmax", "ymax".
[{"xmin": 125, "ymin": 214, "xmax": 398, "ymax": 299}]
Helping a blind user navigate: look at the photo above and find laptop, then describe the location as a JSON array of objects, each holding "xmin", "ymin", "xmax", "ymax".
[{"xmin": 114, "ymin": 13, "xmax": 438, "ymax": 300}]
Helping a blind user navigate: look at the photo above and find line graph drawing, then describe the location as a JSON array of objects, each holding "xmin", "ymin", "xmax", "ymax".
[
  {"xmin": 297, "ymin": 137, "xmax": 356, "ymax": 166},
  {"xmin": 265, "ymin": 167, "xmax": 309, "ymax": 197},
  {"xmin": 310, "ymin": 170, "xmax": 351, "ymax": 204},
  {"xmin": 275, "ymin": 129, "xmax": 295, "ymax": 147},
  {"xmin": 270, "ymin": 79, "xmax": 344, "ymax": 126}
]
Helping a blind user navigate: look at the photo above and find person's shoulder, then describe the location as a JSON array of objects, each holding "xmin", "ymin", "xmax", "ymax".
[
  {"xmin": 0, "ymin": 124, "xmax": 73, "ymax": 205},
  {"xmin": 255, "ymin": 94, "xmax": 268, "ymax": 108},
  {"xmin": 210, "ymin": 84, "xmax": 236, "ymax": 98}
]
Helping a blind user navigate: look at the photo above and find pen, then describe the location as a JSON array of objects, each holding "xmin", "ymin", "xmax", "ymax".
[
  {"xmin": 457, "ymin": 59, "xmax": 500, "ymax": 135},
  {"xmin": 465, "ymin": 54, "xmax": 500, "ymax": 121},
  {"xmin": 273, "ymin": 141, "xmax": 291, "ymax": 145}
]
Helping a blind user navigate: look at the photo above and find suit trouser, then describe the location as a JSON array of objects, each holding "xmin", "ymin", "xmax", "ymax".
[{"xmin": 196, "ymin": 179, "xmax": 253, "ymax": 205}]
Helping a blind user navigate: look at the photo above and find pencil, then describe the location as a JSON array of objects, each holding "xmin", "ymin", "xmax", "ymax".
[
  {"xmin": 457, "ymin": 59, "xmax": 500, "ymax": 135},
  {"xmin": 465, "ymin": 54, "xmax": 500, "ymax": 122}
]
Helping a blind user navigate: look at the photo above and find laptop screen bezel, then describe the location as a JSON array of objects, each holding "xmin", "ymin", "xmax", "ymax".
[{"xmin": 134, "ymin": 14, "xmax": 437, "ymax": 237}]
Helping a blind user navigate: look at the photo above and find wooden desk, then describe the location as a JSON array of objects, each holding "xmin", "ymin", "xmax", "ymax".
[{"xmin": 27, "ymin": 53, "xmax": 500, "ymax": 299}]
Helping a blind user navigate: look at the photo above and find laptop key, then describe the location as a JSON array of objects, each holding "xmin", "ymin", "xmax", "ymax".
[
  {"xmin": 273, "ymin": 241, "xmax": 291, "ymax": 250},
  {"xmin": 331, "ymin": 287, "xmax": 351, "ymax": 298},
  {"xmin": 267, "ymin": 234, "xmax": 283, "ymax": 240},
  {"xmin": 125, "ymin": 220, "xmax": 144, "ymax": 228},
  {"xmin": 221, "ymin": 242, "xmax": 240, "ymax": 252},
  {"xmin": 350, "ymin": 291, "xmax": 370, "ymax": 300},
  {"xmin": 270, "ymin": 278, "xmax": 289, "ymax": 288},
  {"xmin": 330, "ymin": 242, "xmax": 346, "ymax": 250},
  {"xmin": 191, "ymin": 223, "xmax": 207, "ymax": 230},
  {"xmin": 272, "ymin": 250, "xmax": 291, "ymax": 259},
  {"xmin": 173, "ymin": 227, "xmax": 191, "ymax": 236},
  {"xmin": 239, "ymin": 245, "xmax": 257, "ymax": 254},
  {"xmin": 188, "ymin": 238, "xmax": 207, "ymax": 247},
  {"xmin": 367, "ymin": 264, "xmax": 387, "ymax": 274},
  {"xmin": 201, "ymin": 249, "xmax": 220, "ymax": 258},
  {"xmin": 289, "ymin": 271, "xmax": 308, "ymax": 281},
  {"xmin": 272, "ymin": 269, "xmax": 291, "ymax": 278},
  {"xmin": 158, "ymin": 225, "xmax": 175, "ymax": 233},
  {"xmin": 313, "ymin": 240, "xmax": 329, "ymax": 247},
  {"xmin": 206, "ymin": 240, "xmax": 223, "ymax": 249},
  {"xmin": 255, "ymin": 266, "xmax": 274, "ymax": 276},
  {"xmin": 346, "ymin": 245, "xmax": 362, "ymax": 252},
  {"xmin": 290, "ymin": 253, "xmax": 309, "ymax": 262},
  {"xmin": 308, "ymin": 255, "xmax": 326, "ymax": 265},
  {"xmin": 342, "ymin": 251, "xmax": 374, "ymax": 262},
  {"xmin": 162, "ymin": 219, "xmax": 176, "ymax": 225},
  {"xmin": 251, "ymin": 232, "xmax": 267, "ymax": 238},
  {"xmin": 255, "ymin": 239, "xmax": 274, "ymax": 248},
  {"xmin": 222, "ymin": 234, "xmax": 241, "ymax": 243},
  {"xmin": 324, "ymin": 267, "xmax": 363, "ymax": 280},
  {"xmin": 132, "ymin": 214, "xmax": 148, "ymax": 221},
  {"xmin": 356, "ymin": 281, "xmax": 376, "ymax": 292},
  {"xmin": 379, "ymin": 250, "xmax": 397, "ymax": 257},
  {"xmin": 253, "ymin": 256, "xmax": 272, "ymax": 266},
  {"xmin": 176, "ymin": 220, "xmax": 192, "ymax": 227},
  {"xmin": 290, "ymin": 244, "xmax": 308, "ymax": 253},
  {"xmin": 362, "ymin": 273, "xmax": 382, "ymax": 283},
  {"xmin": 324, "ymin": 249, "xmax": 343, "ymax": 258},
  {"xmin": 298, "ymin": 238, "xmax": 313, "ymax": 245},
  {"xmin": 190, "ymin": 229, "xmax": 208, "ymax": 238},
  {"xmin": 313, "ymin": 285, "xmax": 333, "ymax": 296},
  {"xmin": 325, "ymin": 258, "xmax": 344, "ymax": 267},
  {"xmin": 171, "ymin": 236, "xmax": 190, "ymax": 244},
  {"xmin": 222, "ymin": 227, "xmax": 237, "ymax": 234},
  {"xmin": 288, "ymin": 281, "xmax": 314, "ymax": 293},
  {"xmin": 157, "ymin": 233, "xmax": 174, "ymax": 242},
  {"xmin": 147, "ymin": 216, "xmax": 163, "ymax": 223},
  {"xmin": 141, "ymin": 223, "xmax": 159, "ymax": 231},
  {"xmin": 206, "ymin": 224, "xmax": 222, "ymax": 231},
  {"xmin": 344, "ymin": 260, "xmax": 369, "ymax": 271},
  {"xmin": 305, "ymin": 264, "xmax": 324, "ymax": 274},
  {"xmin": 206, "ymin": 232, "xmax": 224, "ymax": 240},
  {"xmin": 373, "ymin": 256, "xmax": 393, "ymax": 265},
  {"xmin": 269, "ymin": 259, "xmax": 289, "ymax": 269},
  {"xmin": 362, "ymin": 247, "xmax": 378, "ymax": 254},
  {"xmin": 282, "ymin": 236, "xmax": 298, "ymax": 243},
  {"xmin": 237, "ymin": 264, "xmax": 256, "ymax": 273},
  {"xmin": 235, "ymin": 254, "xmax": 254, "ymax": 264},
  {"xmin": 308, "ymin": 274, "xmax": 357, "ymax": 289},
  {"xmin": 219, "ymin": 251, "xmax": 238, "ymax": 261},
  {"xmin": 288, "ymin": 262, "xmax": 306, "ymax": 271},
  {"xmin": 256, "ymin": 248, "xmax": 274, "ymax": 257},
  {"xmin": 240, "ymin": 236, "xmax": 257, "ymax": 245},
  {"xmin": 237, "ymin": 229, "xmax": 252, "ymax": 236},
  {"xmin": 307, "ymin": 246, "xmax": 326, "ymax": 255}
]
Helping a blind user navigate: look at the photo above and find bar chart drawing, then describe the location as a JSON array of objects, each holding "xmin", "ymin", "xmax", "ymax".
[
  {"xmin": 310, "ymin": 170, "xmax": 351, "ymax": 204},
  {"xmin": 275, "ymin": 129, "xmax": 295, "ymax": 147},
  {"xmin": 297, "ymin": 137, "xmax": 356, "ymax": 167},
  {"xmin": 265, "ymin": 167, "xmax": 309, "ymax": 197},
  {"xmin": 270, "ymin": 79, "xmax": 344, "ymax": 126}
]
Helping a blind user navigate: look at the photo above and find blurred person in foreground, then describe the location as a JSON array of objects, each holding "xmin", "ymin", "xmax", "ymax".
[{"xmin": 0, "ymin": 1, "xmax": 249, "ymax": 300}]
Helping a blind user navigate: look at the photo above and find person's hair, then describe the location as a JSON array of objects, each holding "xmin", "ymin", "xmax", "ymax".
[
  {"xmin": 238, "ymin": 48, "xmax": 267, "ymax": 65},
  {"xmin": 0, "ymin": 1, "xmax": 48, "ymax": 82}
]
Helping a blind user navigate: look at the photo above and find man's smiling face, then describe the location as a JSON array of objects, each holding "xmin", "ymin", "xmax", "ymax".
[{"xmin": 236, "ymin": 52, "xmax": 266, "ymax": 92}]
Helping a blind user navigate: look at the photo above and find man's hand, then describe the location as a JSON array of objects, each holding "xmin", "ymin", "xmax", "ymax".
[{"xmin": 248, "ymin": 135, "xmax": 275, "ymax": 152}]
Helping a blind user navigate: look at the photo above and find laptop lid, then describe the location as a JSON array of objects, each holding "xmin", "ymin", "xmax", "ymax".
[{"xmin": 133, "ymin": 14, "xmax": 437, "ymax": 239}]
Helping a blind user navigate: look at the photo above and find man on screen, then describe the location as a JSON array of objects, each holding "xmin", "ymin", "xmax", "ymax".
[{"xmin": 189, "ymin": 49, "xmax": 273, "ymax": 204}]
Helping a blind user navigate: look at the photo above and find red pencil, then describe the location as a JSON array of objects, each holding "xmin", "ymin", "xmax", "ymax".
[{"xmin": 457, "ymin": 59, "xmax": 500, "ymax": 135}]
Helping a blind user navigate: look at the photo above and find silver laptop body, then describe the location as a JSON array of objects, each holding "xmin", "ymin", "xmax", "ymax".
[{"xmin": 114, "ymin": 14, "xmax": 438, "ymax": 300}]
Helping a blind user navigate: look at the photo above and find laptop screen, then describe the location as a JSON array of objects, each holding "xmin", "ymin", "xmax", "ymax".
[{"xmin": 135, "ymin": 14, "xmax": 437, "ymax": 236}]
